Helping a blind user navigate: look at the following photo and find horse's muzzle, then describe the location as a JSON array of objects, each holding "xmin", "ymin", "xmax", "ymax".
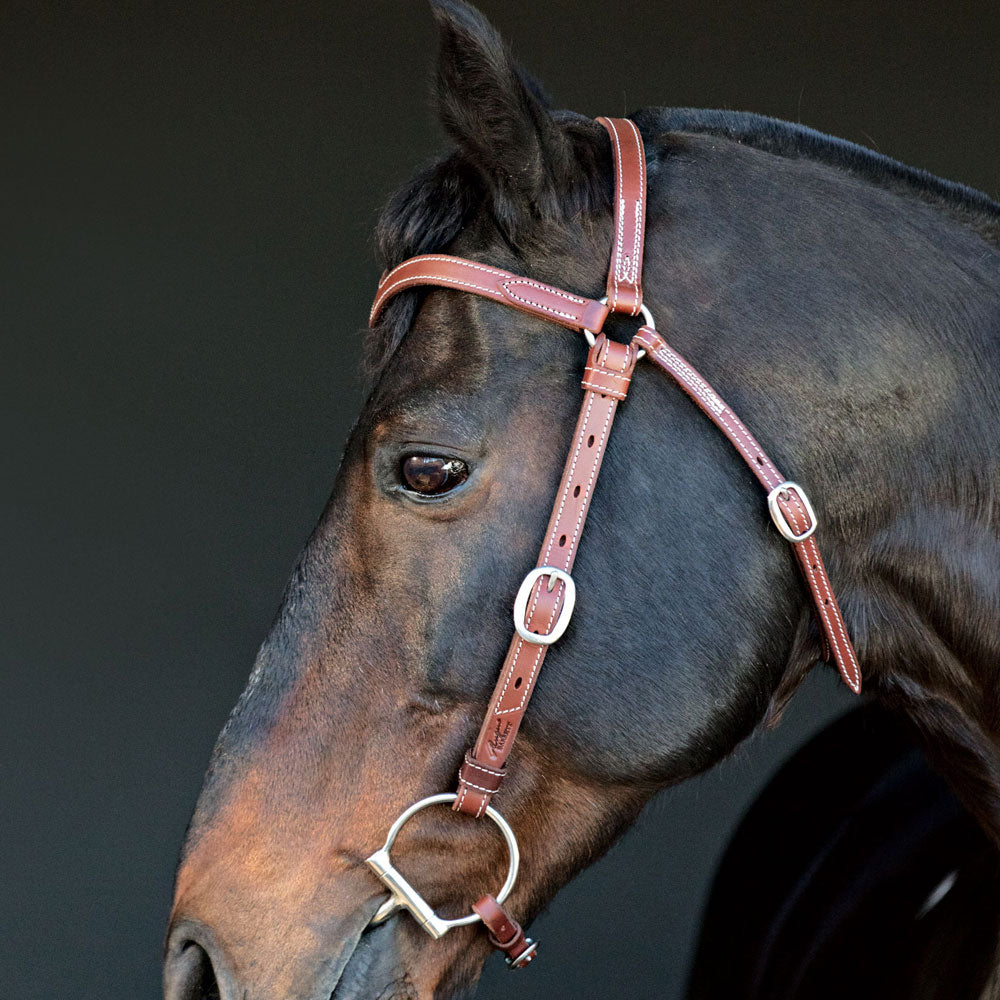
[{"xmin": 163, "ymin": 904, "xmax": 387, "ymax": 1000}]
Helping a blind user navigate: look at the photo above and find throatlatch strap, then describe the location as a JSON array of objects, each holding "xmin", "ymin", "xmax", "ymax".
[
  {"xmin": 454, "ymin": 335, "xmax": 639, "ymax": 817},
  {"xmin": 632, "ymin": 325, "xmax": 862, "ymax": 693},
  {"xmin": 596, "ymin": 117, "xmax": 647, "ymax": 317}
]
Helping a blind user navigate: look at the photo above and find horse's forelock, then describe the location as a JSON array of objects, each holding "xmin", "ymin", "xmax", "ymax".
[{"xmin": 365, "ymin": 113, "xmax": 614, "ymax": 382}]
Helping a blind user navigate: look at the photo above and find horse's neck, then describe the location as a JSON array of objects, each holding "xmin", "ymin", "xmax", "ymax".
[{"xmin": 849, "ymin": 297, "xmax": 1000, "ymax": 843}]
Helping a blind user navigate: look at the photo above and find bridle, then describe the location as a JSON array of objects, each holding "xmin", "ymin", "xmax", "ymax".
[{"xmin": 363, "ymin": 117, "xmax": 862, "ymax": 968}]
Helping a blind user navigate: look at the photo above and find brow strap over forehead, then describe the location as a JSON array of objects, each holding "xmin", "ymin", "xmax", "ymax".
[{"xmin": 369, "ymin": 254, "xmax": 610, "ymax": 333}]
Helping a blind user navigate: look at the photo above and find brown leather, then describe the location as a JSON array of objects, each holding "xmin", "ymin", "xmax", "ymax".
[
  {"xmin": 369, "ymin": 254, "xmax": 610, "ymax": 333},
  {"xmin": 472, "ymin": 894, "xmax": 537, "ymax": 969},
  {"xmin": 632, "ymin": 324, "xmax": 862, "ymax": 693},
  {"xmin": 596, "ymin": 117, "xmax": 647, "ymax": 316},
  {"xmin": 454, "ymin": 334, "xmax": 640, "ymax": 816}
]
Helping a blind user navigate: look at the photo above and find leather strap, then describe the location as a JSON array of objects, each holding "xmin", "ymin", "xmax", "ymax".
[
  {"xmin": 596, "ymin": 118, "xmax": 647, "ymax": 316},
  {"xmin": 455, "ymin": 335, "xmax": 640, "ymax": 816},
  {"xmin": 632, "ymin": 325, "xmax": 862, "ymax": 693},
  {"xmin": 472, "ymin": 894, "xmax": 538, "ymax": 969},
  {"xmin": 370, "ymin": 255, "xmax": 610, "ymax": 333}
]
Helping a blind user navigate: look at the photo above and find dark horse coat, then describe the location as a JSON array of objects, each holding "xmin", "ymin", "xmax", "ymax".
[{"xmin": 165, "ymin": 2, "xmax": 1000, "ymax": 998}]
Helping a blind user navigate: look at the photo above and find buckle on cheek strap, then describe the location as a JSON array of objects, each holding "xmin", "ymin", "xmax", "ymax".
[{"xmin": 454, "ymin": 333, "xmax": 640, "ymax": 819}]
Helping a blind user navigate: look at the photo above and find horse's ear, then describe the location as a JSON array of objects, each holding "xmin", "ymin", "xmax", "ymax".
[{"xmin": 429, "ymin": 0, "xmax": 584, "ymax": 231}]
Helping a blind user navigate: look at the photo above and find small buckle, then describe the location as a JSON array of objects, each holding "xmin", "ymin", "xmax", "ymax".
[
  {"xmin": 767, "ymin": 481, "xmax": 817, "ymax": 542},
  {"xmin": 513, "ymin": 566, "xmax": 576, "ymax": 645},
  {"xmin": 366, "ymin": 793, "xmax": 520, "ymax": 939},
  {"xmin": 507, "ymin": 939, "xmax": 538, "ymax": 969}
]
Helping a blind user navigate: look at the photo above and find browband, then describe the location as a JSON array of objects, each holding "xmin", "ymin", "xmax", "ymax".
[{"xmin": 366, "ymin": 116, "xmax": 861, "ymax": 961}]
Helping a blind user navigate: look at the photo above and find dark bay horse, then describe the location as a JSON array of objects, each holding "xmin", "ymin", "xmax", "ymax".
[{"xmin": 164, "ymin": 2, "xmax": 1000, "ymax": 997}]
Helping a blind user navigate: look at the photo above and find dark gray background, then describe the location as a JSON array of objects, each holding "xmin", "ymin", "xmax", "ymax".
[{"xmin": 4, "ymin": 2, "xmax": 998, "ymax": 998}]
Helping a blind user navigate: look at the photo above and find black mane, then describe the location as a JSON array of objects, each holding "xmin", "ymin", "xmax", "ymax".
[
  {"xmin": 368, "ymin": 108, "xmax": 1000, "ymax": 376},
  {"xmin": 645, "ymin": 109, "xmax": 1000, "ymax": 243}
]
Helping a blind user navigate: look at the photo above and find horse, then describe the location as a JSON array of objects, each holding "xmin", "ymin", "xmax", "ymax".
[{"xmin": 163, "ymin": 1, "xmax": 1000, "ymax": 997}]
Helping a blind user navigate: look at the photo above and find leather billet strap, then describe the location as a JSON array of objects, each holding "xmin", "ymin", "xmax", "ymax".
[
  {"xmin": 472, "ymin": 894, "xmax": 537, "ymax": 969},
  {"xmin": 455, "ymin": 335, "xmax": 639, "ymax": 817},
  {"xmin": 596, "ymin": 117, "xmax": 647, "ymax": 316},
  {"xmin": 632, "ymin": 325, "xmax": 862, "ymax": 693}
]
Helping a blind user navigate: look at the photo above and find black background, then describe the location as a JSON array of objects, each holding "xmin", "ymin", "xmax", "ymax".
[{"xmin": 4, "ymin": 2, "xmax": 999, "ymax": 998}]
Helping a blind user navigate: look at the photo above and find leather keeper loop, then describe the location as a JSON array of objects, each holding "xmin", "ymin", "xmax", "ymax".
[
  {"xmin": 458, "ymin": 754, "xmax": 506, "ymax": 793},
  {"xmin": 582, "ymin": 365, "xmax": 631, "ymax": 400},
  {"xmin": 583, "ymin": 334, "xmax": 637, "ymax": 400}
]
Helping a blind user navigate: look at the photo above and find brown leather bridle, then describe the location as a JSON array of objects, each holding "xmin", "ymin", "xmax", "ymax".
[{"xmin": 364, "ymin": 117, "xmax": 861, "ymax": 968}]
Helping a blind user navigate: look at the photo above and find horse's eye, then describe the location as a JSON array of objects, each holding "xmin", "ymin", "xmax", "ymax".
[{"xmin": 400, "ymin": 455, "xmax": 469, "ymax": 496}]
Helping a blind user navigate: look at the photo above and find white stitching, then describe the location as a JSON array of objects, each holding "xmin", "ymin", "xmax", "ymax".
[
  {"xmin": 502, "ymin": 279, "xmax": 585, "ymax": 304},
  {"xmin": 623, "ymin": 119, "xmax": 645, "ymax": 315},
  {"xmin": 458, "ymin": 777, "xmax": 500, "ymax": 794},
  {"xmin": 370, "ymin": 255, "xmax": 593, "ymax": 326},
  {"xmin": 378, "ymin": 255, "xmax": 509, "ymax": 287},
  {"xmin": 581, "ymin": 378, "xmax": 627, "ymax": 398},
  {"xmin": 495, "ymin": 387, "xmax": 608, "ymax": 717},
  {"xmin": 583, "ymin": 364, "xmax": 629, "ymax": 382},
  {"xmin": 652, "ymin": 342, "xmax": 725, "ymax": 415},
  {"xmin": 463, "ymin": 756, "xmax": 504, "ymax": 778},
  {"xmin": 603, "ymin": 118, "xmax": 625, "ymax": 311},
  {"xmin": 649, "ymin": 341, "xmax": 782, "ymax": 487},
  {"xmin": 583, "ymin": 375, "xmax": 630, "ymax": 390},
  {"xmin": 643, "ymin": 326, "xmax": 861, "ymax": 692},
  {"xmin": 802, "ymin": 541, "xmax": 861, "ymax": 692},
  {"xmin": 500, "ymin": 280, "xmax": 585, "ymax": 324},
  {"xmin": 783, "ymin": 498, "xmax": 861, "ymax": 692},
  {"xmin": 371, "ymin": 273, "xmax": 495, "ymax": 324},
  {"xmin": 550, "ymin": 396, "xmax": 615, "ymax": 569},
  {"xmin": 543, "ymin": 392, "xmax": 598, "ymax": 568}
]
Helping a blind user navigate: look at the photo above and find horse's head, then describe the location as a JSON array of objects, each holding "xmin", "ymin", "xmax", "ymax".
[{"xmin": 163, "ymin": 2, "xmax": 954, "ymax": 997}]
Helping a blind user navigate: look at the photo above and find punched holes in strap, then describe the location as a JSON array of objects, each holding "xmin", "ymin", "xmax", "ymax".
[{"xmin": 454, "ymin": 334, "xmax": 641, "ymax": 818}]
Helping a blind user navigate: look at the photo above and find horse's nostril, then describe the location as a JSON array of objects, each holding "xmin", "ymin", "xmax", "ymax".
[{"xmin": 164, "ymin": 927, "xmax": 225, "ymax": 1000}]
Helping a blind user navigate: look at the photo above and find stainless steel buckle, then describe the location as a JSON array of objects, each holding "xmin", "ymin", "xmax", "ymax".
[
  {"xmin": 582, "ymin": 297, "xmax": 656, "ymax": 361},
  {"xmin": 508, "ymin": 941, "xmax": 539, "ymax": 969},
  {"xmin": 767, "ymin": 481, "xmax": 817, "ymax": 542},
  {"xmin": 366, "ymin": 793, "xmax": 520, "ymax": 939},
  {"xmin": 513, "ymin": 566, "xmax": 576, "ymax": 645}
]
